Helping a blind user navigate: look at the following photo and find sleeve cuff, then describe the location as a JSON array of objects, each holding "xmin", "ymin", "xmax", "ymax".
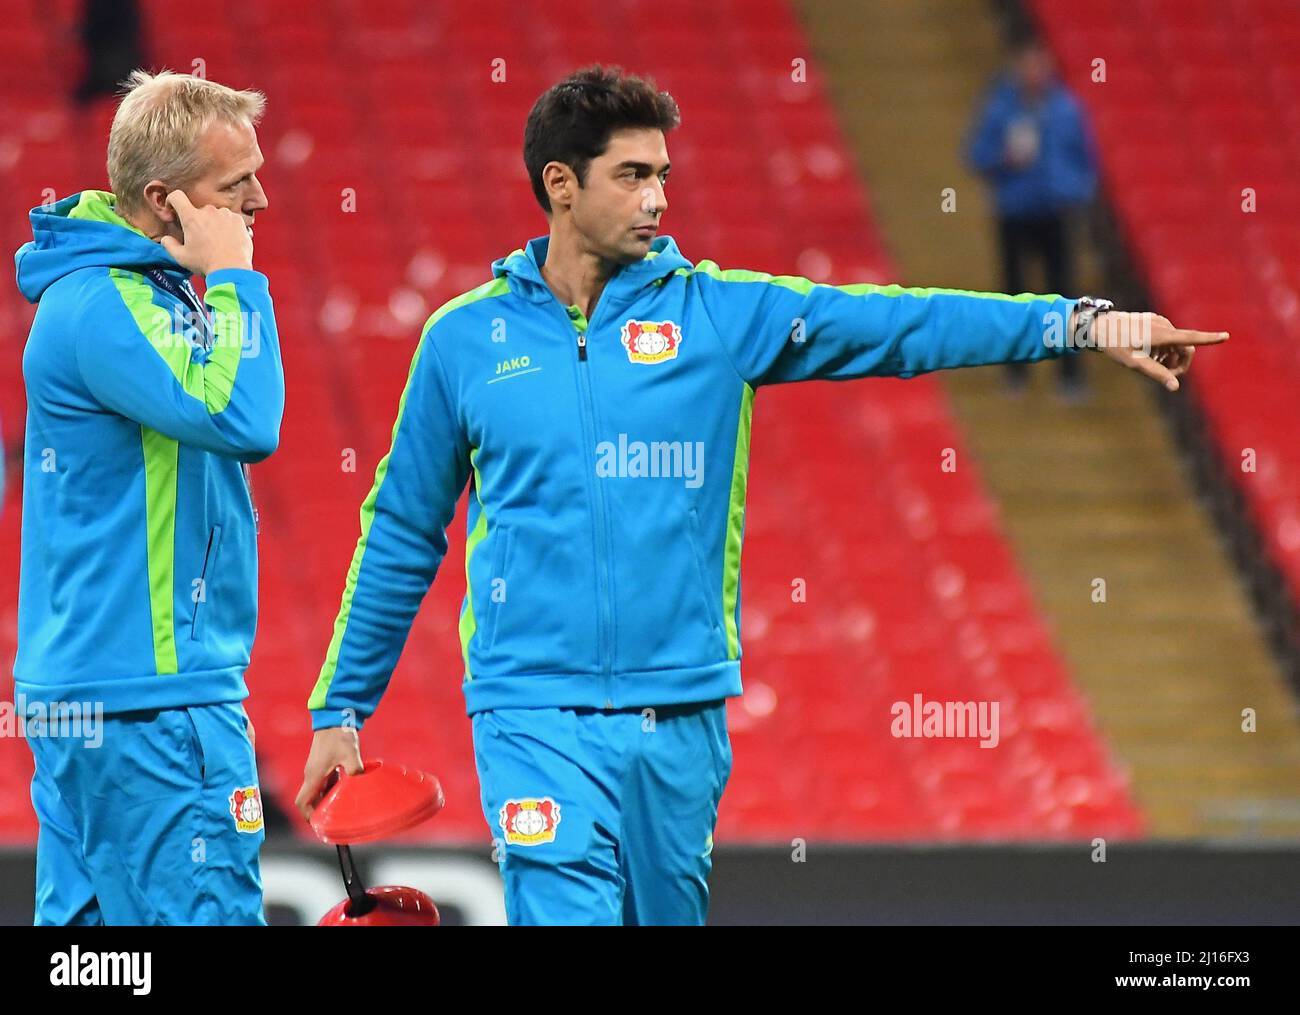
[
  {"xmin": 206, "ymin": 267, "xmax": 270, "ymax": 290},
  {"xmin": 310, "ymin": 708, "xmax": 367, "ymax": 732},
  {"xmin": 1049, "ymin": 296, "xmax": 1083, "ymax": 357}
]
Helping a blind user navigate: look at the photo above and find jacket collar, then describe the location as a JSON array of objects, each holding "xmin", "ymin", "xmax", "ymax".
[{"xmin": 491, "ymin": 234, "xmax": 693, "ymax": 309}]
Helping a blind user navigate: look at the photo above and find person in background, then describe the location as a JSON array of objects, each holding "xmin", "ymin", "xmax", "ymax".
[
  {"xmin": 967, "ymin": 36, "xmax": 1099, "ymax": 400},
  {"xmin": 73, "ymin": 0, "xmax": 146, "ymax": 106}
]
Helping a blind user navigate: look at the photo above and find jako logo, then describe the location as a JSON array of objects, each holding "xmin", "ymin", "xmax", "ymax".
[
  {"xmin": 489, "ymin": 355, "xmax": 541, "ymax": 385},
  {"xmin": 50, "ymin": 947, "xmax": 151, "ymax": 995},
  {"xmin": 495, "ymin": 355, "xmax": 531, "ymax": 375},
  {"xmin": 595, "ymin": 433, "xmax": 704, "ymax": 488}
]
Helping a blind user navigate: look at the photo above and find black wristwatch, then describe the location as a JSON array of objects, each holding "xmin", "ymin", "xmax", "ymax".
[{"xmin": 1072, "ymin": 296, "xmax": 1115, "ymax": 349}]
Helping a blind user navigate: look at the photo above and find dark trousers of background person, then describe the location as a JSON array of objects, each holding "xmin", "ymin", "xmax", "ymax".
[{"xmin": 999, "ymin": 212, "xmax": 1083, "ymax": 390}]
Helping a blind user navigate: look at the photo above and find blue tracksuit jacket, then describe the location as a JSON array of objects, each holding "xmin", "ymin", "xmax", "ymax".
[
  {"xmin": 309, "ymin": 234, "xmax": 1078, "ymax": 727},
  {"xmin": 14, "ymin": 190, "xmax": 284, "ymax": 716}
]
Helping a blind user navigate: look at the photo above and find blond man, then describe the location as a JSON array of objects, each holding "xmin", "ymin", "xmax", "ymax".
[{"xmin": 13, "ymin": 70, "xmax": 282, "ymax": 925}]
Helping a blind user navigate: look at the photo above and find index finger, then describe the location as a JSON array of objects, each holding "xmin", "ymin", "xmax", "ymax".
[
  {"xmin": 164, "ymin": 189, "xmax": 196, "ymax": 220},
  {"xmin": 1155, "ymin": 327, "xmax": 1230, "ymax": 347}
]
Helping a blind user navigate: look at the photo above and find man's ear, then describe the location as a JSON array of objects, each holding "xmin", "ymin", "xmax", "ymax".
[
  {"xmin": 142, "ymin": 180, "xmax": 175, "ymax": 223},
  {"xmin": 542, "ymin": 161, "xmax": 573, "ymax": 211}
]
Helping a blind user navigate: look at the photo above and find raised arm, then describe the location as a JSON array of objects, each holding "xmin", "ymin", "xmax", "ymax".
[
  {"xmin": 694, "ymin": 265, "xmax": 1226, "ymax": 392},
  {"xmin": 694, "ymin": 262, "xmax": 1077, "ymax": 387}
]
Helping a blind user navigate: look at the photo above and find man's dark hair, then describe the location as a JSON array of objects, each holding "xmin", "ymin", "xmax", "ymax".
[{"xmin": 523, "ymin": 65, "xmax": 681, "ymax": 213}]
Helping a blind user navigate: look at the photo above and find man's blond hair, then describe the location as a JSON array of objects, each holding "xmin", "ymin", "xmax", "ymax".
[{"xmin": 107, "ymin": 70, "xmax": 266, "ymax": 215}]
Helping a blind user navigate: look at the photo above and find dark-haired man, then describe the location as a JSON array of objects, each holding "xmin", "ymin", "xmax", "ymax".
[{"xmin": 297, "ymin": 65, "xmax": 1225, "ymax": 925}]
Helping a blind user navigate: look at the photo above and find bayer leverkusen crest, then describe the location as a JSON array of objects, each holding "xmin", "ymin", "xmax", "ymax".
[
  {"xmin": 499, "ymin": 797, "xmax": 561, "ymax": 846},
  {"xmin": 621, "ymin": 319, "xmax": 682, "ymax": 364},
  {"xmin": 229, "ymin": 786, "xmax": 264, "ymax": 834}
]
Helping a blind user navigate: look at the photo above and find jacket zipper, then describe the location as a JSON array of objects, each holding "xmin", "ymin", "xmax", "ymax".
[
  {"xmin": 191, "ymin": 524, "xmax": 220, "ymax": 639},
  {"xmin": 157, "ymin": 270, "xmax": 262, "ymax": 536},
  {"xmin": 241, "ymin": 464, "xmax": 260, "ymax": 534},
  {"xmin": 561, "ymin": 301, "xmax": 616, "ymax": 708}
]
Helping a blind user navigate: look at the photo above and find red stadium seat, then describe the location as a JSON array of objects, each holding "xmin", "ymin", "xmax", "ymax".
[{"xmin": 0, "ymin": 0, "xmax": 1142, "ymax": 846}]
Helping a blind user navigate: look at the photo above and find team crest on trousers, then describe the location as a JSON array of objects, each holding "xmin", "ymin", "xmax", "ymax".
[
  {"xmin": 621, "ymin": 319, "xmax": 682, "ymax": 364},
  {"xmin": 229, "ymin": 786, "xmax": 264, "ymax": 834},
  {"xmin": 499, "ymin": 797, "xmax": 561, "ymax": 846}
]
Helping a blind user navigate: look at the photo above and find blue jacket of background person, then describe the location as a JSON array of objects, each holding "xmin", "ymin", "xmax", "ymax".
[{"xmin": 966, "ymin": 75, "xmax": 1099, "ymax": 218}]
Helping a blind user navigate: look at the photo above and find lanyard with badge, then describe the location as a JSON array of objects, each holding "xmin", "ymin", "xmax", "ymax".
[{"xmin": 147, "ymin": 268, "xmax": 262, "ymax": 535}]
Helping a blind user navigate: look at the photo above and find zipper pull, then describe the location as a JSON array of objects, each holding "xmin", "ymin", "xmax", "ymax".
[
  {"xmin": 577, "ymin": 331, "xmax": 587, "ymax": 361},
  {"xmin": 242, "ymin": 463, "xmax": 261, "ymax": 535}
]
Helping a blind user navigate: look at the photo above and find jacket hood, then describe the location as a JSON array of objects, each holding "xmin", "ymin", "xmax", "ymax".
[
  {"xmin": 491, "ymin": 234, "xmax": 693, "ymax": 307},
  {"xmin": 14, "ymin": 190, "xmax": 182, "ymax": 303}
]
